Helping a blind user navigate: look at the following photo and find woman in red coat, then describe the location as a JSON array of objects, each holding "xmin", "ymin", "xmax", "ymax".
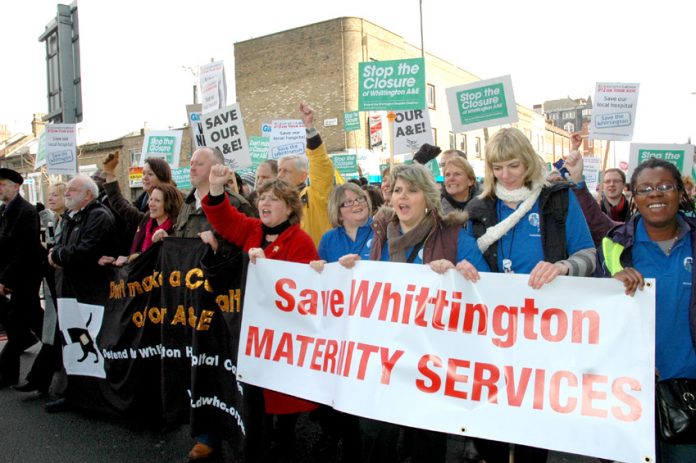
[{"xmin": 202, "ymin": 163, "xmax": 319, "ymax": 460}]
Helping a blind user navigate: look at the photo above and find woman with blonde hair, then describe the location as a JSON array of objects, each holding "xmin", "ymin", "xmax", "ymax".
[
  {"xmin": 332, "ymin": 162, "xmax": 489, "ymax": 463},
  {"xmin": 441, "ymin": 156, "xmax": 479, "ymax": 213},
  {"xmin": 462, "ymin": 127, "xmax": 595, "ymax": 462}
]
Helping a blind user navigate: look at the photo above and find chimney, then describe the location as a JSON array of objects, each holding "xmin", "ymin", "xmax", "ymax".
[{"xmin": 32, "ymin": 113, "xmax": 46, "ymax": 137}]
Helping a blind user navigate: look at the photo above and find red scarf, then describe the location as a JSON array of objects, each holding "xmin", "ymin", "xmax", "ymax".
[{"xmin": 142, "ymin": 217, "xmax": 172, "ymax": 252}]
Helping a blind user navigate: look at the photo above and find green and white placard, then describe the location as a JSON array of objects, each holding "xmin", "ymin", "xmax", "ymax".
[
  {"xmin": 358, "ymin": 58, "xmax": 426, "ymax": 111},
  {"xmin": 344, "ymin": 111, "xmax": 361, "ymax": 132},
  {"xmin": 628, "ymin": 143, "xmax": 694, "ymax": 177},
  {"xmin": 446, "ymin": 75, "xmax": 518, "ymax": 132}
]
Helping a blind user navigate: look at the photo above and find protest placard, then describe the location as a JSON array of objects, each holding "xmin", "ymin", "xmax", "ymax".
[
  {"xmin": 201, "ymin": 104, "xmax": 251, "ymax": 169},
  {"xmin": 369, "ymin": 114, "xmax": 383, "ymax": 148},
  {"xmin": 590, "ymin": 82, "xmax": 640, "ymax": 141},
  {"xmin": 200, "ymin": 60, "xmax": 226, "ymax": 114},
  {"xmin": 171, "ymin": 166, "xmax": 192, "ymax": 190},
  {"xmin": 240, "ymin": 260, "xmax": 656, "ymax": 463},
  {"xmin": 269, "ymin": 120, "xmax": 306, "ymax": 160},
  {"xmin": 330, "ymin": 154, "xmax": 358, "ymax": 176},
  {"xmin": 140, "ymin": 130, "xmax": 182, "ymax": 167},
  {"xmin": 628, "ymin": 143, "xmax": 694, "ymax": 177},
  {"xmin": 128, "ymin": 166, "xmax": 143, "ymax": 188},
  {"xmin": 248, "ymin": 136, "xmax": 270, "ymax": 167},
  {"xmin": 583, "ymin": 157, "xmax": 602, "ymax": 192},
  {"xmin": 393, "ymin": 109, "xmax": 434, "ymax": 155},
  {"xmin": 446, "ymin": 75, "xmax": 518, "ymax": 132},
  {"xmin": 45, "ymin": 123, "xmax": 77, "ymax": 176},
  {"xmin": 359, "ymin": 58, "xmax": 426, "ymax": 111},
  {"xmin": 344, "ymin": 111, "xmax": 360, "ymax": 132},
  {"xmin": 186, "ymin": 103, "xmax": 206, "ymax": 150},
  {"xmin": 34, "ymin": 130, "xmax": 47, "ymax": 170}
]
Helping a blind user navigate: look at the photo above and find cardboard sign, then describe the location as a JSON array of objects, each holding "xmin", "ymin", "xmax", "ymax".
[
  {"xmin": 199, "ymin": 61, "xmax": 227, "ymax": 114},
  {"xmin": 344, "ymin": 111, "xmax": 361, "ymax": 132},
  {"xmin": 248, "ymin": 136, "xmax": 270, "ymax": 168},
  {"xmin": 393, "ymin": 109, "xmax": 434, "ymax": 155},
  {"xmin": 34, "ymin": 130, "xmax": 47, "ymax": 170},
  {"xmin": 446, "ymin": 75, "xmax": 518, "ymax": 132},
  {"xmin": 186, "ymin": 104, "xmax": 206, "ymax": 150},
  {"xmin": 240, "ymin": 260, "xmax": 656, "ymax": 463},
  {"xmin": 590, "ymin": 82, "xmax": 640, "ymax": 141},
  {"xmin": 583, "ymin": 157, "xmax": 602, "ymax": 192},
  {"xmin": 628, "ymin": 143, "xmax": 695, "ymax": 177},
  {"xmin": 140, "ymin": 130, "xmax": 182, "ymax": 167},
  {"xmin": 128, "ymin": 166, "xmax": 143, "ymax": 188},
  {"xmin": 45, "ymin": 123, "xmax": 78, "ymax": 176},
  {"xmin": 171, "ymin": 166, "xmax": 192, "ymax": 190},
  {"xmin": 359, "ymin": 58, "xmax": 426, "ymax": 111},
  {"xmin": 369, "ymin": 114, "xmax": 383, "ymax": 148},
  {"xmin": 269, "ymin": 120, "xmax": 306, "ymax": 160},
  {"xmin": 201, "ymin": 104, "xmax": 251, "ymax": 170},
  {"xmin": 330, "ymin": 154, "xmax": 358, "ymax": 176}
]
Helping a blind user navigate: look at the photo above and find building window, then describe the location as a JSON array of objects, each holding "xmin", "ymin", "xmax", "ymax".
[
  {"xmin": 449, "ymin": 132, "xmax": 455, "ymax": 149},
  {"xmin": 460, "ymin": 134, "xmax": 467, "ymax": 154},
  {"xmin": 563, "ymin": 122, "xmax": 575, "ymax": 133},
  {"xmin": 130, "ymin": 149, "xmax": 142, "ymax": 166},
  {"xmin": 582, "ymin": 108, "xmax": 592, "ymax": 117},
  {"xmin": 432, "ymin": 128, "xmax": 437, "ymax": 146},
  {"xmin": 562, "ymin": 111, "xmax": 575, "ymax": 120},
  {"xmin": 475, "ymin": 137, "xmax": 481, "ymax": 158},
  {"xmin": 427, "ymin": 84, "xmax": 436, "ymax": 109}
]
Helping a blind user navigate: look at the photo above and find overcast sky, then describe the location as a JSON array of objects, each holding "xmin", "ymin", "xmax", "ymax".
[{"xmin": 2, "ymin": 0, "xmax": 695, "ymax": 161}]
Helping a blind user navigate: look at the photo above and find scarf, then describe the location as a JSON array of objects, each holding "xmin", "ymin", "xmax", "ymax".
[
  {"xmin": 261, "ymin": 220, "xmax": 292, "ymax": 249},
  {"xmin": 142, "ymin": 217, "xmax": 172, "ymax": 252},
  {"xmin": 476, "ymin": 183, "xmax": 542, "ymax": 253},
  {"xmin": 602, "ymin": 194, "xmax": 629, "ymax": 222},
  {"xmin": 387, "ymin": 213, "xmax": 435, "ymax": 263}
]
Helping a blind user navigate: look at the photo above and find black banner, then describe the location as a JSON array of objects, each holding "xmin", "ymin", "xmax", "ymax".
[{"xmin": 60, "ymin": 238, "xmax": 251, "ymax": 454}]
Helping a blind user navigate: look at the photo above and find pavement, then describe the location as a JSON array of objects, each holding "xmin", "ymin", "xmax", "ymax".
[{"xmin": 0, "ymin": 343, "xmax": 601, "ymax": 463}]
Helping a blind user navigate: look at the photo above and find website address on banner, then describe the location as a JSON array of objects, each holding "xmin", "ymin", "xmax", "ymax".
[
  {"xmin": 189, "ymin": 393, "xmax": 245, "ymax": 435},
  {"xmin": 273, "ymin": 278, "xmax": 600, "ymax": 349}
]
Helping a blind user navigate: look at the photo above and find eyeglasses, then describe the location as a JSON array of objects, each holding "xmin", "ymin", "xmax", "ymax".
[
  {"xmin": 340, "ymin": 196, "xmax": 368, "ymax": 208},
  {"xmin": 633, "ymin": 183, "xmax": 676, "ymax": 196}
]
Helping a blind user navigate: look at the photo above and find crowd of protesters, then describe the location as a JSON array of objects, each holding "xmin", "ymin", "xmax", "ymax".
[{"xmin": 1, "ymin": 102, "xmax": 695, "ymax": 463}]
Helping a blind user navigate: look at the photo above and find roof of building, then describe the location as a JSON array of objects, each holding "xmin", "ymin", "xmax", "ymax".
[{"xmin": 543, "ymin": 96, "xmax": 592, "ymax": 113}]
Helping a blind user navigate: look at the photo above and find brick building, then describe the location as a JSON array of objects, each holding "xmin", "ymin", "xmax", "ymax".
[{"xmin": 234, "ymin": 17, "xmax": 560, "ymax": 174}]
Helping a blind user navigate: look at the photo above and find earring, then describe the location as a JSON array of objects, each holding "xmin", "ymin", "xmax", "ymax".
[{"xmin": 425, "ymin": 207, "xmax": 429, "ymax": 214}]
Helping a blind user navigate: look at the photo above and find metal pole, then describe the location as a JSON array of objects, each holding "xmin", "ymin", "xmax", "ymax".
[{"xmin": 419, "ymin": 0, "xmax": 425, "ymax": 58}]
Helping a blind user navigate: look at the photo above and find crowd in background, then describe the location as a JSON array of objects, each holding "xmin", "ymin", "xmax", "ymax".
[{"xmin": 0, "ymin": 102, "xmax": 695, "ymax": 463}]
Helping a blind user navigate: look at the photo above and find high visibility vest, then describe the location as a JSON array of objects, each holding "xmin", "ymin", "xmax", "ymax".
[{"xmin": 601, "ymin": 237, "xmax": 626, "ymax": 276}]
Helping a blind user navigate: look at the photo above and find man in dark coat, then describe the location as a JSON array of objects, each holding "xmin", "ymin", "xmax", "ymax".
[
  {"xmin": 49, "ymin": 174, "xmax": 116, "ymax": 305},
  {"xmin": 0, "ymin": 168, "xmax": 45, "ymax": 387}
]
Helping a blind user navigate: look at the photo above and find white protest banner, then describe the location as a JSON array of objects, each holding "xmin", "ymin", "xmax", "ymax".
[
  {"xmin": 393, "ymin": 109, "xmax": 434, "ymax": 155},
  {"xmin": 240, "ymin": 260, "xmax": 656, "ymax": 463},
  {"xmin": 201, "ymin": 103, "xmax": 251, "ymax": 169},
  {"xmin": 45, "ymin": 123, "xmax": 77, "ymax": 176},
  {"xmin": 186, "ymin": 103, "xmax": 206, "ymax": 150},
  {"xmin": 628, "ymin": 143, "xmax": 694, "ymax": 178},
  {"xmin": 583, "ymin": 157, "xmax": 602, "ymax": 192},
  {"xmin": 140, "ymin": 130, "xmax": 182, "ymax": 167},
  {"xmin": 446, "ymin": 75, "xmax": 518, "ymax": 132},
  {"xmin": 199, "ymin": 60, "xmax": 226, "ymax": 114},
  {"xmin": 269, "ymin": 119, "xmax": 306, "ymax": 160},
  {"xmin": 590, "ymin": 82, "xmax": 640, "ymax": 141}
]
